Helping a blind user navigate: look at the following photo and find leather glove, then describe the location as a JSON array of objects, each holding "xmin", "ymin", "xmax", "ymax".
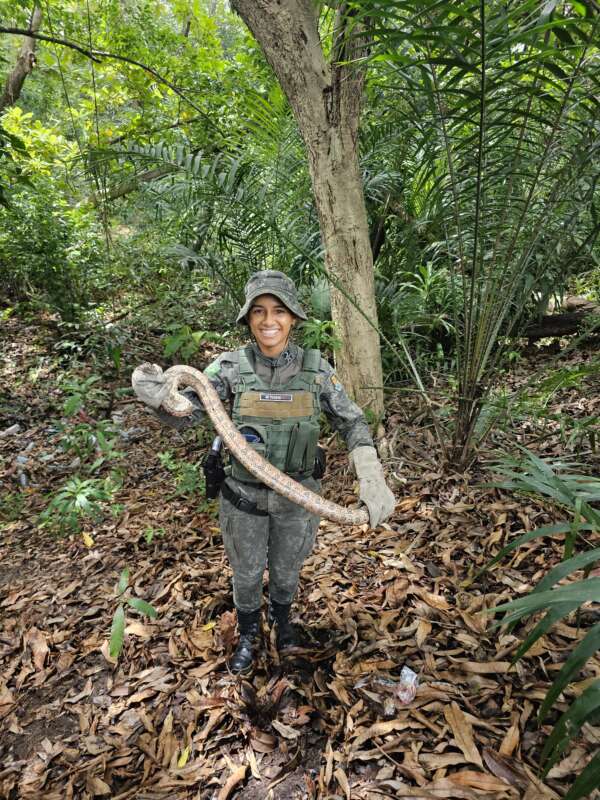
[
  {"xmin": 351, "ymin": 445, "xmax": 396, "ymax": 528},
  {"xmin": 131, "ymin": 363, "xmax": 171, "ymax": 410}
]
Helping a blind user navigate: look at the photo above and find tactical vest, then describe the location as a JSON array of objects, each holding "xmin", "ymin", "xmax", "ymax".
[{"xmin": 230, "ymin": 346, "xmax": 322, "ymax": 483}]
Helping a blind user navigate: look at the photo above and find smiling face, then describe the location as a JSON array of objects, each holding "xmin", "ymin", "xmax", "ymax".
[{"xmin": 247, "ymin": 294, "xmax": 296, "ymax": 357}]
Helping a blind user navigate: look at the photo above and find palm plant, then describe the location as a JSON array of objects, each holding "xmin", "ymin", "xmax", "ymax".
[
  {"xmin": 484, "ymin": 450, "xmax": 600, "ymax": 799},
  {"xmin": 488, "ymin": 447, "xmax": 600, "ymax": 558},
  {"xmin": 493, "ymin": 562, "xmax": 600, "ymax": 800},
  {"xmin": 350, "ymin": 0, "xmax": 600, "ymax": 464},
  {"xmin": 101, "ymin": 82, "xmax": 434, "ymax": 339},
  {"xmin": 98, "ymin": 85, "xmax": 322, "ymax": 307}
]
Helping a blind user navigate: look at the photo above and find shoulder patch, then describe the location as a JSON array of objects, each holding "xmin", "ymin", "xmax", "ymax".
[{"xmin": 330, "ymin": 373, "xmax": 342, "ymax": 391}]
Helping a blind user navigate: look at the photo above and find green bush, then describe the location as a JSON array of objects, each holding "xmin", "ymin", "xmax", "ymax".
[
  {"xmin": 300, "ymin": 318, "xmax": 341, "ymax": 355},
  {"xmin": 0, "ymin": 181, "xmax": 105, "ymax": 320},
  {"xmin": 376, "ymin": 263, "xmax": 457, "ymax": 380},
  {"xmin": 40, "ymin": 473, "xmax": 122, "ymax": 534}
]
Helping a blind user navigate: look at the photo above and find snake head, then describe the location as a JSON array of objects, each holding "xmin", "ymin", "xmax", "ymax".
[{"xmin": 131, "ymin": 363, "xmax": 169, "ymax": 410}]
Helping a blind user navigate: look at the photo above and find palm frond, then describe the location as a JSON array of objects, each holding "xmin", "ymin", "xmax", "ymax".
[{"xmin": 348, "ymin": 0, "xmax": 600, "ymax": 462}]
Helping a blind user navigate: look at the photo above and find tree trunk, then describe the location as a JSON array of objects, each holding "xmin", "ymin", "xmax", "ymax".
[
  {"xmin": 231, "ymin": 0, "xmax": 384, "ymax": 415},
  {"xmin": 308, "ymin": 129, "xmax": 382, "ymax": 414},
  {"xmin": 0, "ymin": 6, "xmax": 42, "ymax": 112}
]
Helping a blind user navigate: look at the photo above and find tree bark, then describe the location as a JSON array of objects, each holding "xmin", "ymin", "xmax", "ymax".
[
  {"xmin": 231, "ymin": 0, "xmax": 384, "ymax": 415},
  {"xmin": 0, "ymin": 6, "xmax": 42, "ymax": 112}
]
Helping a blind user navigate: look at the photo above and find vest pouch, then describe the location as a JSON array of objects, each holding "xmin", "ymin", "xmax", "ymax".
[
  {"xmin": 285, "ymin": 422, "xmax": 302, "ymax": 475},
  {"xmin": 231, "ymin": 423, "xmax": 268, "ymax": 483},
  {"xmin": 303, "ymin": 432, "xmax": 318, "ymax": 477},
  {"xmin": 285, "ymin": 421, "xmax": 318, "ymax": 476}
]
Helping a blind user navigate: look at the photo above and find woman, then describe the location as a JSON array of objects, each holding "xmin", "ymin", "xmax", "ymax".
[{"xmin": 132, "ymin": 270, "xmax": 395, "ymax": 673}]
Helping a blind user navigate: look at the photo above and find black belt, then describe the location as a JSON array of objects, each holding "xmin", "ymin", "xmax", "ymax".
[{"xmin": 221, "ymin": 482, "xmax": 269, "ymax": 517}]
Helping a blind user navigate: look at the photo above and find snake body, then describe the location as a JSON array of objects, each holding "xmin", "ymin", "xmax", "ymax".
[{"xmin": 161, "ymin": 364, "xmax": 369, "ymax": 526}]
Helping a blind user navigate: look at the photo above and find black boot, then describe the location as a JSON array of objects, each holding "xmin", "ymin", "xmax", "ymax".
[
  {"xmin": 229, "ymin": 608, "xmax": 260, "ymax": 674},
  {"xmin": 269, "ymin": 600, "xmax": 301, "ymax": 650}
]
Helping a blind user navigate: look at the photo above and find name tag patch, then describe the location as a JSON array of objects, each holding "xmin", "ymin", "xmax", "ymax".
[{"xmin": 259, "ymin": 392, "xmax": 293, "ymax": 402}]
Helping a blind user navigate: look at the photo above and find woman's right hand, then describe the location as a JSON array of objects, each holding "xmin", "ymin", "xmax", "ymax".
[{"xmin": 131, "ymin": 363, "xmax": 171, "ymax": 410}]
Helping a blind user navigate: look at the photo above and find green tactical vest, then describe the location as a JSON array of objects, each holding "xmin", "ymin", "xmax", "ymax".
[{"xmin": 230, "ymin": 346, "xmax": 322, "ymax": 483}]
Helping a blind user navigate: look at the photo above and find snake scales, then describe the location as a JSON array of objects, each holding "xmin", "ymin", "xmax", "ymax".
[{"xmin": 161, "ymin": 364, "xmax": 370, "ymax": 526}]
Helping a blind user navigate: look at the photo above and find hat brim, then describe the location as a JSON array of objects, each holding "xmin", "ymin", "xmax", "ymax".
[{"xmin": 236, "ymin": 289, "xmax": 308, "ymax": 324}]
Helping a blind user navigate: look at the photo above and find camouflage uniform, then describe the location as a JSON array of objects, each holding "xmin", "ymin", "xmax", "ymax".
[{"xmin": 162, "ymin": 340, "xmax": 373, "ymax": 613}]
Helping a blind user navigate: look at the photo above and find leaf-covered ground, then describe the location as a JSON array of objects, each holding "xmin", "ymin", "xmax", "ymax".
[{"xmin": 1, "ymin": 316, "xmax": 599, "ymax": 800}]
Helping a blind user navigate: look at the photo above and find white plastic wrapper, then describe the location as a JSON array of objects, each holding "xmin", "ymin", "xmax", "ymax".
[
  {"xmin": 396, "ymin": 665, "xmax": 419, "ymax": 705},
  {"xmin": 355, "ymin": 666, "xmax": 420, "ymax": 716}
]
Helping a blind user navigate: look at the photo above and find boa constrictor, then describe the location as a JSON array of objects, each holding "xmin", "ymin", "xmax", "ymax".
[{"xmin": 161, "ymin": 364, "xmax": 370, "ymax": 526}]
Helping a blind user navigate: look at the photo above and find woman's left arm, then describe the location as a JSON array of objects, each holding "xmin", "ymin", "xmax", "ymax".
[
  {"xmin": 318, "ymin": 361, "xmax": 374, "ymax": 451},
  {"xmin": 319, "ymin": 360, "xmax": 396, "ymax": 527}
]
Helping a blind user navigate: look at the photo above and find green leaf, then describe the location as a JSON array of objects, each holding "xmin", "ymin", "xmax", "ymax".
[
  {"xmin": 117, "ymin": 568, "xmax": 130, "ymax": 594},
  {"xmin": 163, "ymin": 333, "xmax": 185, "ymax": 357},
  {"xmin": 541, "ymin": 679, "xmax": 600, "ymax": 772},
  {"xmin": 492, "ymin": 578, "xmax": 600, "ymax": 623},
  {"xmin": 75, "ymin": 494, "xmax": 92, "ymax": 512},
  {"xmin": 511, "ymin": 602, "xmax": 579, "ymax": 663},
  {"xmin": 563, "ymin": 749, "xmax": 600, "ymax": 800},
  {"xmin": 538, "ymin": 624, "xmax": 600, "ymax": 722},
  {"xmin": 177, "ymin": 745, "xmax": 190, "ymax": 767},
  {"xmin": 480, "ymin": 523, "xmax": 595, "ymax": 576},
  {"xmin": 535, "ymin": 548, "xmax": 600, "ymax": 594},
  {"xmin": 127, "ymin": 597, "xmax": 158, "ymax": 618},
  {"xmin": 63, "ymin": 394, "xmax": 83, "ymax": 416},
  {"xmin": 109, "ymin": 604, "xmax": 125, "ymax": 659}
]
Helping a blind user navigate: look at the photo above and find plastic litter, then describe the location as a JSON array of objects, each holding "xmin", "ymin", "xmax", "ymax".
[
  {"xmin": 355, "ymin": 666, "xmax": 419, "ymax": 717},
  {"xmin": 396, "ymin": 666, "xmax": 419, "ymax": 704},
  {"xmin": 0, "ymin": 423, "xmax": 21, "ymax": 438}
]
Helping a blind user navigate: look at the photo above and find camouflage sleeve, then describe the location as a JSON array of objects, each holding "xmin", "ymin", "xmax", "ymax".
[
  {"xmin": 318, "ymin": 358, "xmax": 374, "ymax": 451},
  {"xmin": 153, "ymin": 352, "xmax": 238, "ymax": 431}
]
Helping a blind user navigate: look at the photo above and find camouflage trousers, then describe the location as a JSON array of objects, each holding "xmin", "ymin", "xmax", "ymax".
[{"xmin": 219, "ymin": 476, "xmax": 320, "ymax": 613}]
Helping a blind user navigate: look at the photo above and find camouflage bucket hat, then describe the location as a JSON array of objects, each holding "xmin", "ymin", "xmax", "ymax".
[{"xmin": 236, "ymin": 270, "xmax": 308, "ymax": 324}]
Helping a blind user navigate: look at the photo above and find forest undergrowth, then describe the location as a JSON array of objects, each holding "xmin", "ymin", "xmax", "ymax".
[{"xmin": 1, "ymin": 314, "xmax": 599, "ymax": 800}]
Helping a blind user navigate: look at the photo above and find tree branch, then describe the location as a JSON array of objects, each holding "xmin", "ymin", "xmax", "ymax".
[
  {"xmin": 108, "ymin": 114, "xmax": 204, "ymax": 146},
  {"xmin": 0, "ymin": 26, "xmax": 220, "ymax": 134}
]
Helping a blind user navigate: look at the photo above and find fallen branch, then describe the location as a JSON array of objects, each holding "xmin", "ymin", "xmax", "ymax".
[{"xmin": 523, "ymin": 305, "xmax": 599, "ymax": 340}]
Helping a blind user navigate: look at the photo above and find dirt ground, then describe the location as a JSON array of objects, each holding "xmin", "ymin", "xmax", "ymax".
[{"xmin": 1, "ymin": 317, "xmax": 599, "ymax": 799}]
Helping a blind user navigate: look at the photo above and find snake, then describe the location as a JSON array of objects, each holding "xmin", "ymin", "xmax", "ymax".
[{"xmin": 155, "ymin": 364, "xmax": 370, "ymax": 526}]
